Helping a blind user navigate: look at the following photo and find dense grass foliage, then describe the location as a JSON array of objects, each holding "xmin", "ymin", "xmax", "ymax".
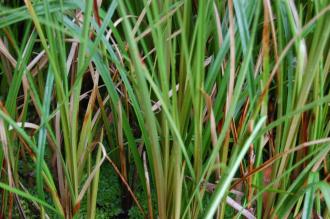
[{"xmin": 0, "ymin": 0, "xmax": 330, "ymax": 218}]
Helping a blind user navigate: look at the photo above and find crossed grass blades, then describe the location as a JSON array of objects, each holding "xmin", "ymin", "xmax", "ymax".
[{"xmin": 0, "ymin": 0, "xmax": 330, "ymax": 218}]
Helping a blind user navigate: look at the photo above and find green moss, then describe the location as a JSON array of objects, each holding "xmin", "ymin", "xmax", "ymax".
[{"xmin": 79, "ymin": 163, "xmax": 123, "ymax": 218}]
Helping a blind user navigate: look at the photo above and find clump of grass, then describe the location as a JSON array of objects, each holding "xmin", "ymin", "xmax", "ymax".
[{"xmin": 0, "ymin": 0, "xmax": 330, "ymax": 218}]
